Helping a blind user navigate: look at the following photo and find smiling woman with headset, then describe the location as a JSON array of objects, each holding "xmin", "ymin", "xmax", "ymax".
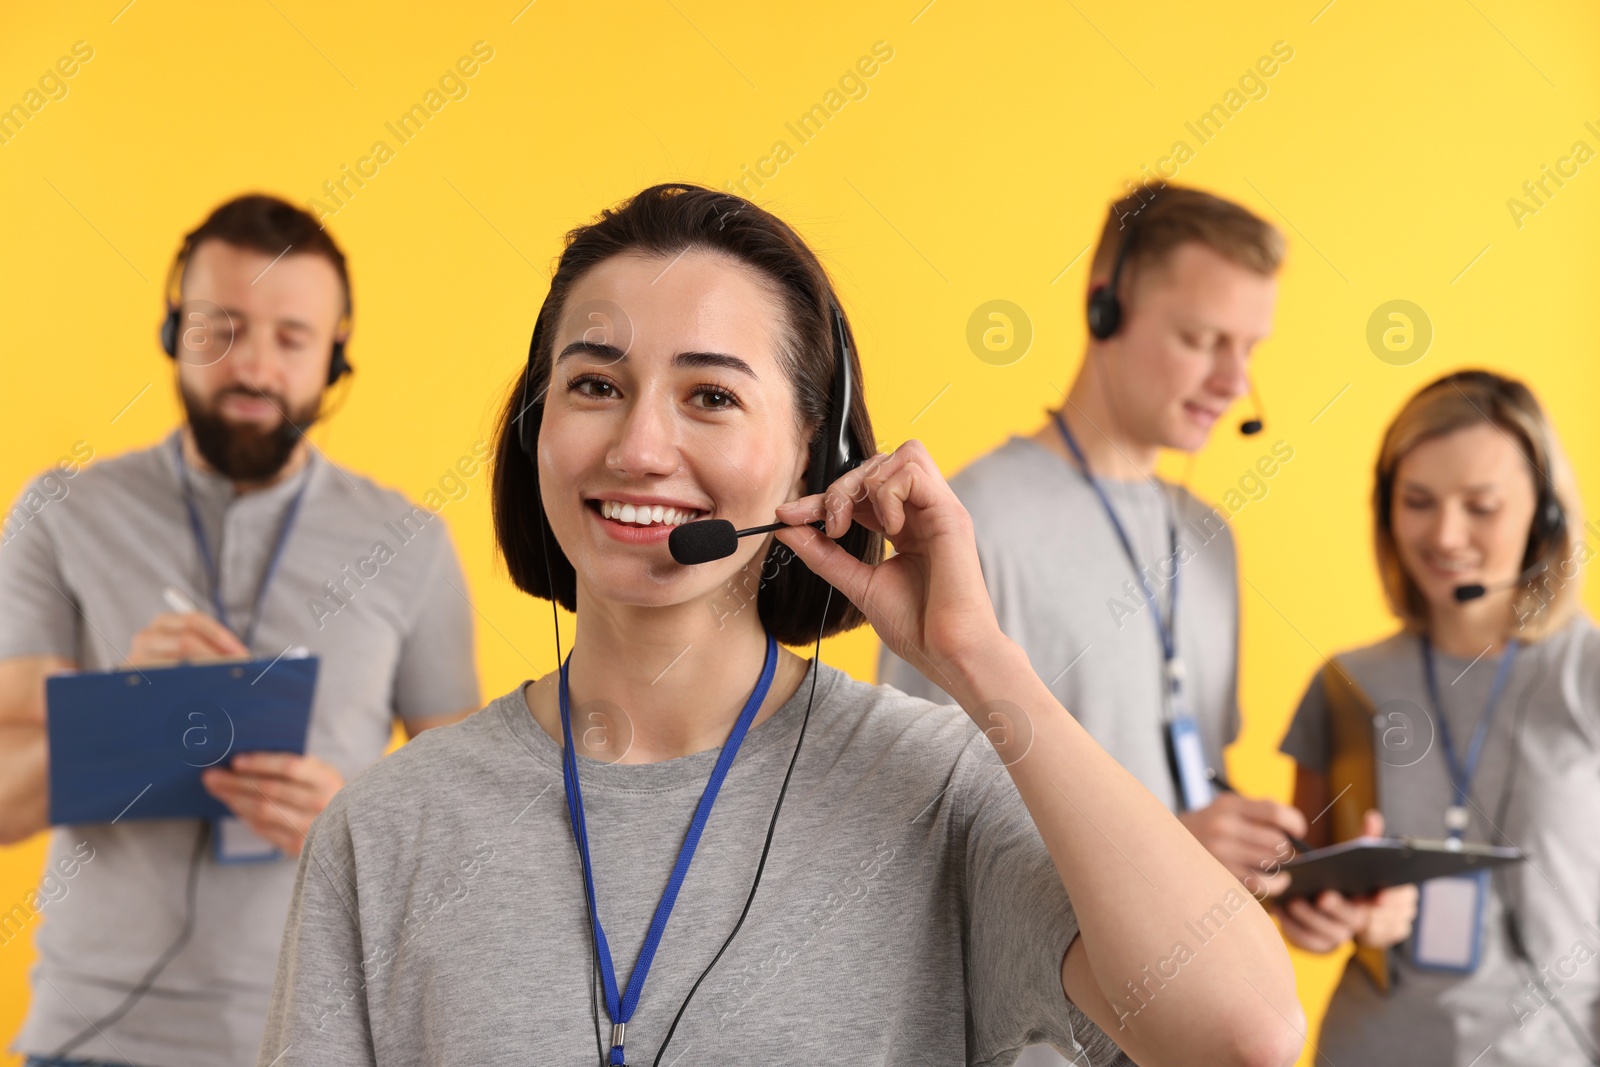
[
  {"xmin": 254, "ymin": 183, "xmax": 1302, "ymax": 1067},
  {"xmin": 1279, "ymin": 370, "xmax": 1600, "ymax": 1066}
]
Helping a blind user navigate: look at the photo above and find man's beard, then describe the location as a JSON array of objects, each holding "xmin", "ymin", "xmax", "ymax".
[{"xmin": 180, "ymin": 382, "xmax": 322, "ymax": 482}]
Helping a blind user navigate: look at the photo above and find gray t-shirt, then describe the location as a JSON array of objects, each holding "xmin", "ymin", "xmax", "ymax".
[
  {"xmin": 1, "ymin": 430, "xmax": 480, "ymax": 1067},
  {"xmin": 1280, "ymin": 615, "xmax": 1600, "ymax": 1066},
  {"xmin": 256, "ymin": 662, "xmax": 1131, "ymax": 1067},
  {"xmin": 880, "ymin": 436, "xmax": 1241, "ymax": 811}
]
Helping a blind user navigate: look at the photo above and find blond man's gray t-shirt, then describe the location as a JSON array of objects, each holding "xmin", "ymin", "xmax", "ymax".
[
  {"xmin": 256, "ymin": 662, "xmax": 1131, "ymax": 1067},
  {"xmin": 881, "ymin": 436, "xmax": 1246, "ymax": 811},
  {"xmin": 0, "ymin": 431, "xmax": 480, "ymax": 1067}
]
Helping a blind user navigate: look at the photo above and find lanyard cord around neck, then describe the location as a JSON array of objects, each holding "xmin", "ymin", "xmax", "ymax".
[
  {"xmin": 1419, "ymin": 634, "xmax": 1520, "ymax": 840},
  {"xmin": 1052, "ymin": 411, "xmax": 1181, "ymax": 675},
  {"xmin": 561, "ymin": 632, "xmax": 778, "ymax": 1067},
  {"xmin": 172, "ymin": 436, "xmax": 308, "ymax": 652}
]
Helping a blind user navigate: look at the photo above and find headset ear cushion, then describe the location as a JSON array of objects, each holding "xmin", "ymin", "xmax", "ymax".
[
  {"xmin": 327, "ymin": 340, "xmax": 349, "ymax": 384},
  {"xmin": 160, "ymin": 308, "xmax": 179, "ymax": 358},
  {"xmin": 1536, "ymin": 493, "xmax": 1566, "ymax": 547},
  {"xmin": 1086, "ymin": 287, "xmax": 1120, "ymax": 341}
]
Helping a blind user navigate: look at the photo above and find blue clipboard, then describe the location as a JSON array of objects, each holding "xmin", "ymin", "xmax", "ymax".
[{"xmin": 46, "ymin": 656, "xmax": 319, "ymax": 826}]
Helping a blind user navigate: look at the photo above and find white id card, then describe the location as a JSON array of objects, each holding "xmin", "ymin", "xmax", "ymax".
[
  {"xmin": 1164, "ymin": 715, "xmax": 1215, "ymax": 812},
  {"xmin": 214, "ymin": 816, "xmax": 282, "ymax": 863},
  {"xmin": 1410, "ymin": 869, "xmax": 1488, "ymax": 973}
]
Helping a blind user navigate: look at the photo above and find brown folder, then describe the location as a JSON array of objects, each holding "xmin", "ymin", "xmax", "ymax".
[{"xmin": 1320, "ymin": 659, "xmax": 1392, "ymax": 994}]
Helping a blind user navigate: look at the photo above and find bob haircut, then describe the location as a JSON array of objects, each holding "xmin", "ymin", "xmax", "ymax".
[
  {"xmin": 491, "ymin": 183, "xmax": 883, "ymax": 646},
  {"xmin": 1373, "ymin": 369, "xmax": 1584, "ymax": 641}
]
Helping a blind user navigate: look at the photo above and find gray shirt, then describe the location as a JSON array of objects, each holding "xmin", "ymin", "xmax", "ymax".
[
  {"xmin": 1, "ymin": 430, "xmax": 480, "ymax": 1067},
  {"xmin": 256, "ymin": 662, "xmax": 1130, "ymax": 1067},
  {"xmin": 1280, "ymin": 615, "xmax": 1600, "ymax": 1066},
  {"xmin": 880, "ymin": 436, "xmax": 1241, "ymax": 811}
]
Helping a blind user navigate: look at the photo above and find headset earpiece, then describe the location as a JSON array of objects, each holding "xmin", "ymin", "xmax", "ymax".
[
  {"xmin": 1085, "ymin": 284, "xmax": 1121, "ymax": 341},
  {"xmin": 808, "ymin": 301, "xmax": 861, "ymax": 497},
  {"xmin": 517, "ymin": 307, "xmax": 548, "ymax": 464},
  {"xmin": 160, "ymin": 306, "xmax": 180, "ymax": 358},
  {"xmin": 1523, "ymin": 487, "xmax": 1566, "ymax": 571},
  {"xmin": 1085, "ymin": 189, "xmax": 1161, "ymax": 342}
]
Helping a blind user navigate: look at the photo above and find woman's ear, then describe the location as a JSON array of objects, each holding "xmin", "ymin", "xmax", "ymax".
[{"xmin": 789, "ymin": 420, "xmax": 818, "ymax": 502}]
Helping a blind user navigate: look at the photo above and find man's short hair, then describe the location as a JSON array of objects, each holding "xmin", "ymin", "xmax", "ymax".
[
  {"xmin": 1088, "ymin": 183, "xmax": 1284, "ymax": 300},
  {"xmin": 172, "ymin": 194, "xmax": 351, "ymax": 317}
]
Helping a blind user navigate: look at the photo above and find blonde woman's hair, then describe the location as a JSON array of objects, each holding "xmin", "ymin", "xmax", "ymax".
[{"xmin": 1373, "ymin": 369, "xmax": 1584, "ymax": 641}]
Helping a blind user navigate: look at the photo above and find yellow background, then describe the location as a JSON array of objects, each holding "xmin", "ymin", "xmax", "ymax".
[{"xmin": 3, "ymin": 1, "xmax": 1598, "ymax": 1063}]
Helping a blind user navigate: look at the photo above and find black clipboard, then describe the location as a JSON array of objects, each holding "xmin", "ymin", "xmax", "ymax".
[{"xmin": 1275, "ymin": 835, "xmax": 1523, "ymax": 899}]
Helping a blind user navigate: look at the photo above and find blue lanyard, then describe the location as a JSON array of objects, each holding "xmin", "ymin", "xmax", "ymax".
[
  {"xmin": 172, "ymin": 437, "xmax": 308, "ymax": 652},
  {"xmin": 561, "ymin": 632, "xmax": 777, "ymax": 1067},
  {"xmin": 1420, "ymin": 635, "xmax": 1519, "ymax": 838},
  {"xmin": 1052, "ymin": 412, "xmax": 1181, "ymax": 671}
]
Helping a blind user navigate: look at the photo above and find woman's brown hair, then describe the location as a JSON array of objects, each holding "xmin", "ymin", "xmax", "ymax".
[
  {"xmin": 491, "ymin": 183, "xmax": 882, "ymax": 645},
  {"xmin": 1373, "ymin": 369, "xmax": 1583, "ymax": 640}
]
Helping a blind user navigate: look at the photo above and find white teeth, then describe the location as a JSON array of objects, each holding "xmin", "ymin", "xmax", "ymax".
[{"xmin": 596, "ymin": 501, "xmax": 700, "ymax": 527}]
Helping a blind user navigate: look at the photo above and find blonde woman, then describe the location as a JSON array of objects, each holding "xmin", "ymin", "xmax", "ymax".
[{"xmin": 1279, "ymin": 370, "xmax": 1600, "ymax": 1065}]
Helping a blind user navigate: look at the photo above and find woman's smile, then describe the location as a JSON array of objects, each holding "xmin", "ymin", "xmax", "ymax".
[{"xmin": 586, "ymin": 495, "xmax": 709, "ymax": 545}]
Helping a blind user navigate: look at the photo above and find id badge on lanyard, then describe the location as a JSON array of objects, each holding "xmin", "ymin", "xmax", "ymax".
[
  {"xmin": 1052, "ymin": 413, "xmax": 1213, "ymax": 810},
  {"xmin": 1411, "ymin": 867, "xmax": 1490, "ymax": 973},
  {"xmin": 175, "ymin": 437, "xmax": 308, "ymax": 865},
  {"xmin": 215, "ymin": 816, "xmax": 283, "ymax": 863},
  {"xmin": 1163, "ymin": 661, "xmax": 1215, "ymax": 812},
  {"xmin": 1407, "ymin": 637, "xmax": 1519, "ymax": 974}
]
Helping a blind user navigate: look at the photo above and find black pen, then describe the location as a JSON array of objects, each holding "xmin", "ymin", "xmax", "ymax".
[{"xmin": 1207, "ymin": 768, "xmax": 1316, "ymax": 855}]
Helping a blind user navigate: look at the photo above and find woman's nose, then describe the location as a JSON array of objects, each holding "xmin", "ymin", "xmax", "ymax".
[
  {"xmin": 606, "ymin": 388, "xmax": 680, "ymax": 478},
  {"xmin": 1431, "ymin": 501, "xmax": 1471, "ymax": 550}
]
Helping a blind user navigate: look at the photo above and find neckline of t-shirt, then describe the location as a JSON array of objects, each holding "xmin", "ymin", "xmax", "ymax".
[
  {"xmin": 1410, "ymin": 630, "xmax": 1543, "ymax": 676},
  {"xmin": 496, "ymin": 655, "xmax": 841, "ymax": 792},
  {"xmin": 163, "ymin": 427, "xmax": 321, "ymax": 511},
  {"xmin": 1011, "ymin": 434, "xmax": 1175, "ymax": 498}
]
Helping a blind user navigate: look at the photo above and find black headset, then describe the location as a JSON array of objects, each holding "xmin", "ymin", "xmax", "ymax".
[
  {"xmin": 1085, "ymin": 203, "xmax": 1143, "ymax": 342},
  {"xmin": 516, "ymin": 289, "xmax": 863, "ymax": 498},
  {"xmin": 1085, "ymin": 188, "xmax": 1265, "ymax": 436},
  {"xmin": 1375, "ymin": 370, "xmax": 1567, "ymax": 574},
  {"xmin": 159, "ymin": 237, "xmax": 353, "ymax": 386}
]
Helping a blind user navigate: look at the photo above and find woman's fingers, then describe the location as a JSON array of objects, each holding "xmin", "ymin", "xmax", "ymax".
[
  {"xmin": 1284, "ymin": 897, "xmax": 1353, "ymax": 948},
  {"xmin": 1280, "ymin": 909, "xmax": 1341, "ymax": 953},
  {"xmin": 772, "ymin": 521, "xmax": 874, "ymax": 606},
  {"xmin": 778, "ymin": 442, "xmax": 946, "ymax": 541}
]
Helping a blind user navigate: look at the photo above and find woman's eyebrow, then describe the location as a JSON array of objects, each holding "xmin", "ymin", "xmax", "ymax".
[
  {"xmin": 555, "ymin": 340, "xmax": 626, "ymax": 366},
  {"xmin": 675, "ymin": 351, "xmax": 758, "ymax": 379},
  {"xmin": 554, "ymin": 341, "xmax": 758, "ymax": 380}
]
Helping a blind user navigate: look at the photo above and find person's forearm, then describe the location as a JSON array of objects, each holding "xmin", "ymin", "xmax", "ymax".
[
  {"xmin": 0, "ymin": 725, "xmax": 50, "ymax": 844},
  {"xmin": 944, "ymin": 637, "xmax": 1302, "ymax": 1067}
]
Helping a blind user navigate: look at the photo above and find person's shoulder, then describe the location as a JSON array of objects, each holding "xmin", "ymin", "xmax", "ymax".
[
  {"xmin": 43, "ymin": 436, "xmax": 163, "ymax": 498},
  {"xmin": 311, "ymin": 457, "xmax": 463, "ymax": 565},
  {"xmin": 317, "ymin": 692, "xmax": 513, "ymax": 835},
  {"xmin": 1536, "ymin": 611, "xmax": 1600, "ymax": 669},
  {"xmin": 947, "ymin": 436, "xmax": 1072, "ymax": 526},
  {"xmin": 314, "ymin": 457, "xmax": 428, "ymax": 522},
  {"xmin": 1316, "ymin": 630, "xmax": 1415, "ymax": 693},
  {"xmin": 1171, "ymin": 482, "xmax": 1235, "ymax": 541},
  {"xmin": 818, "ymin": 662, "xmax": 982, "ymax": 764}
]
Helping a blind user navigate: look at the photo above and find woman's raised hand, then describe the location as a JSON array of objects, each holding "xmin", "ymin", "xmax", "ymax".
[{"xmin": 773, "ymin": 441, "xmax": 1008, "ymax": 696}]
